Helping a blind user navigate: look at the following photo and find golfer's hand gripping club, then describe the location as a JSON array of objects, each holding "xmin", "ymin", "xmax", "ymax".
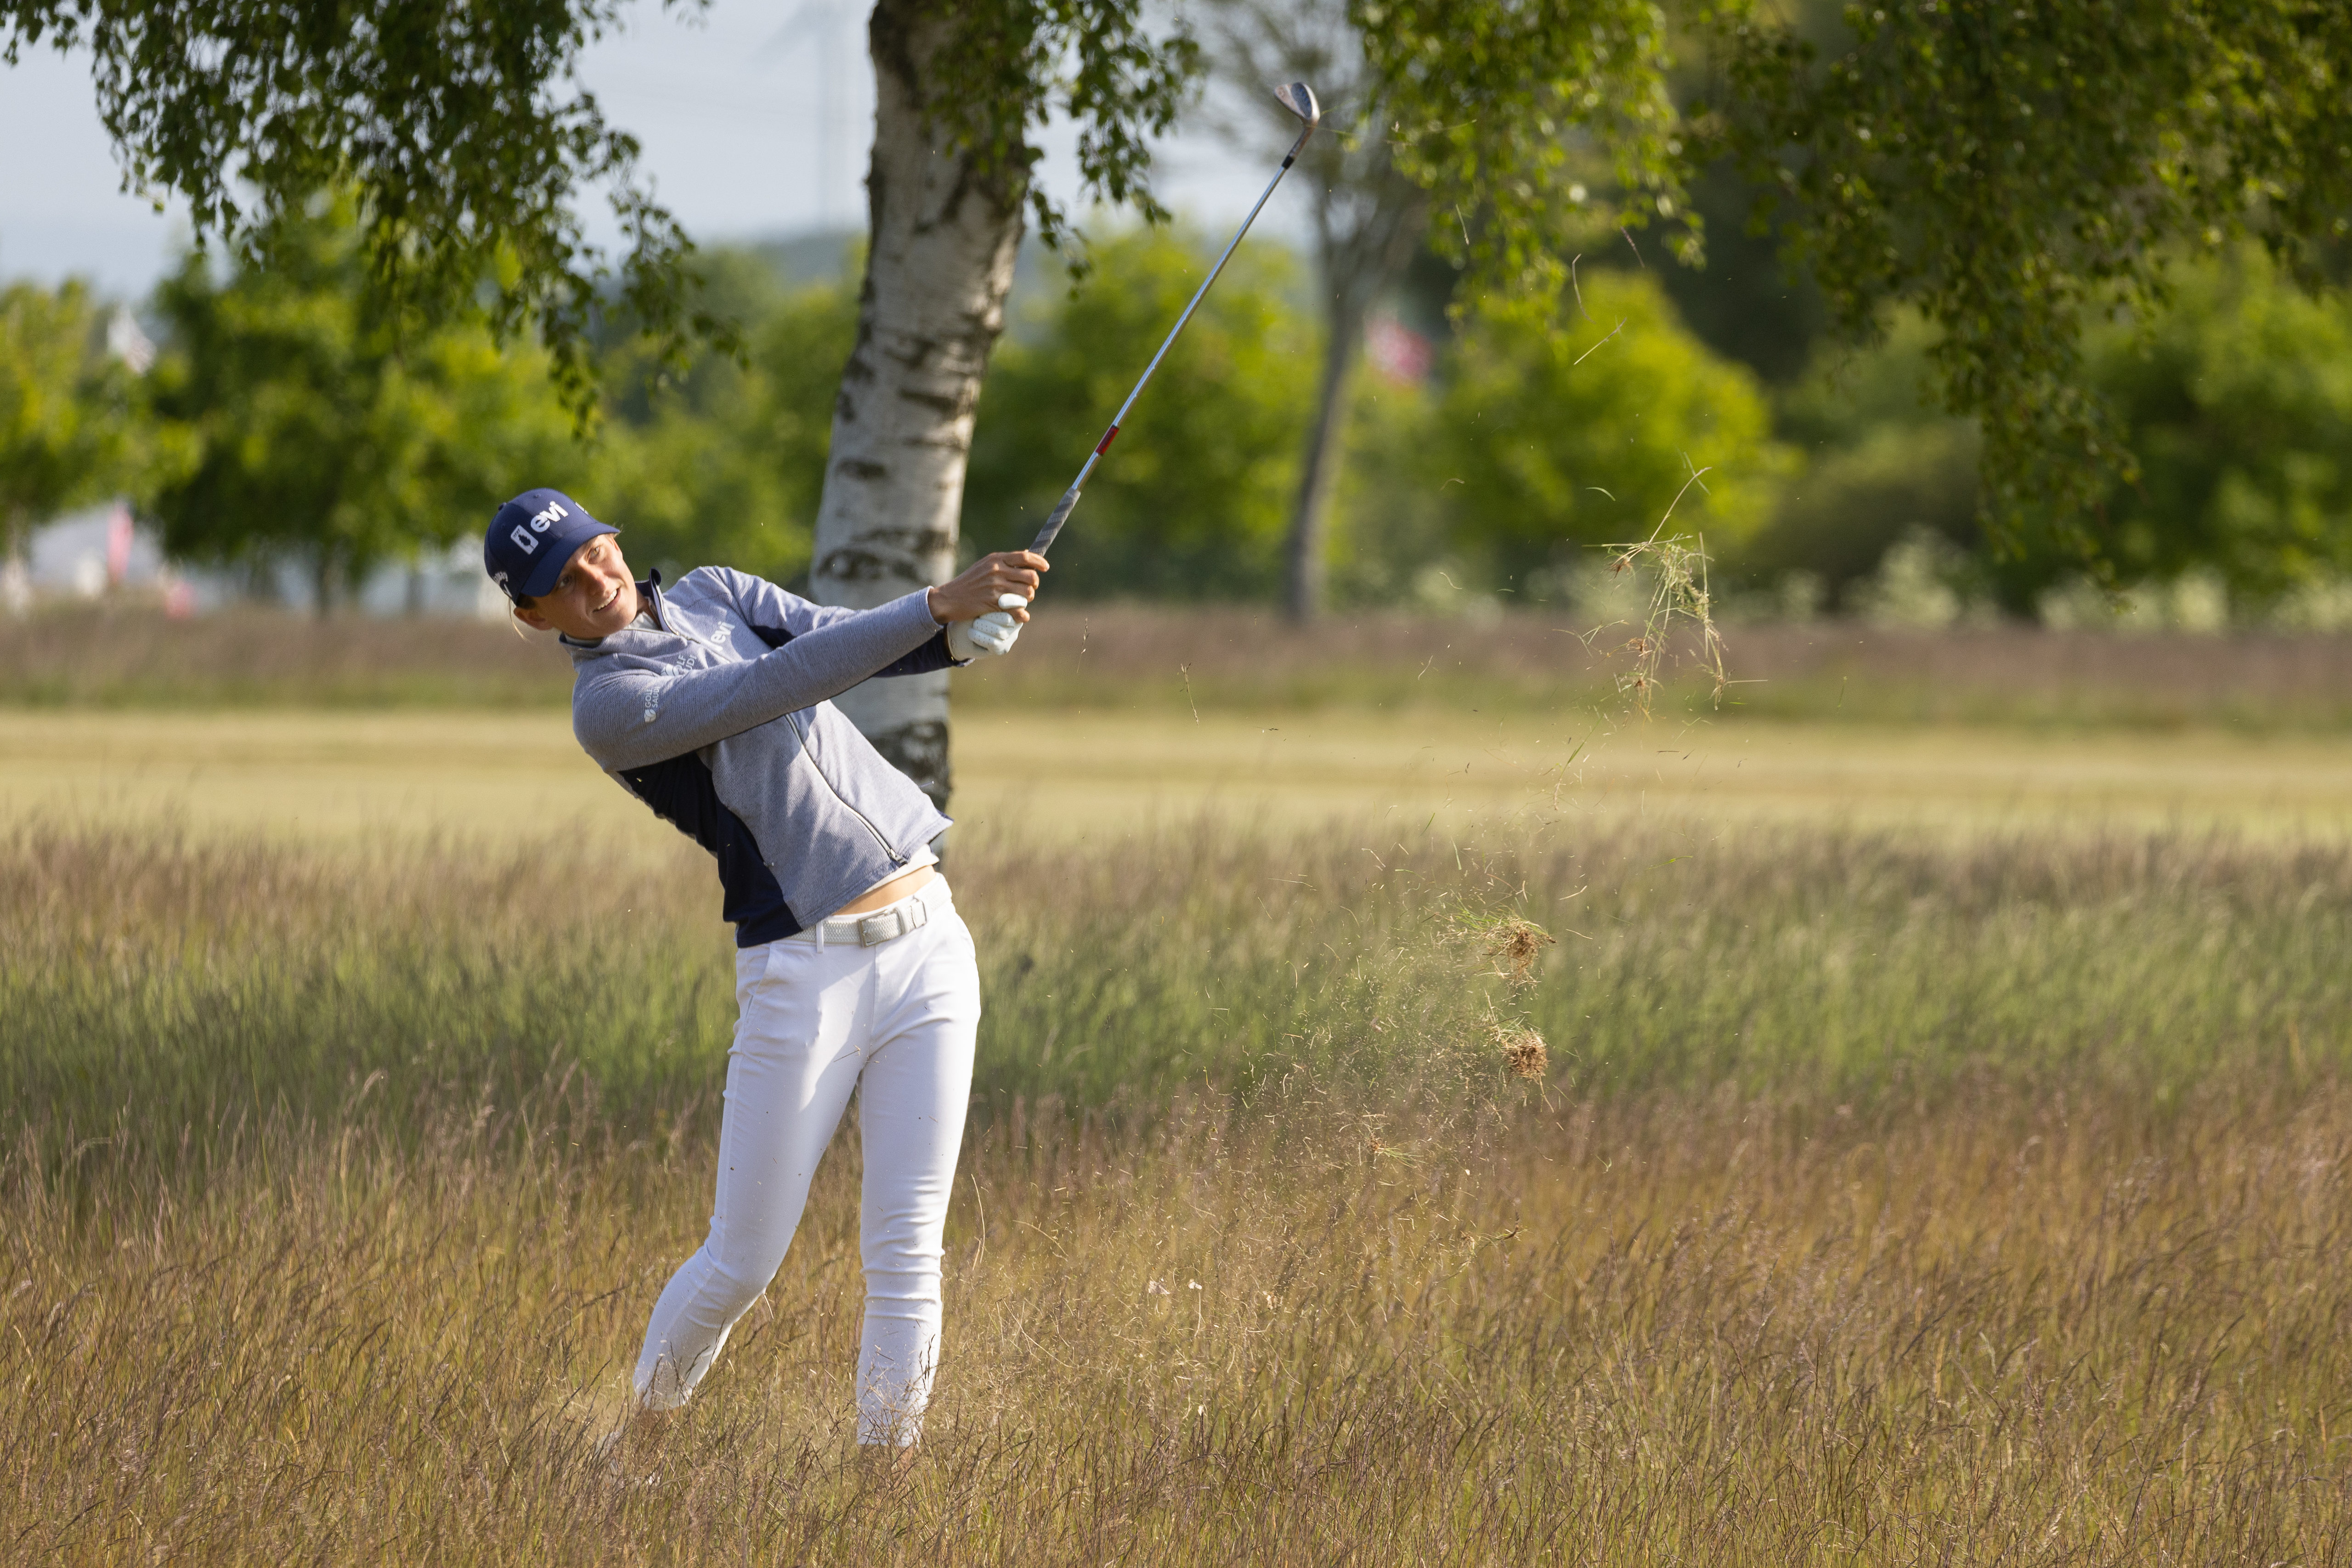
[
  {"xmin": 947, "ymin": 613, "xmax": 1018, "ymax": 661},
  {"xmin": 1026, "ymin": 81, "xmax": 1320, "ymax": 558},
  {"xmin": 933, "ymin": 551, "xmax": 1044, "ymax": 661},
  {"xmin": 954, "ymin": 593, "xmax": 1028, "ymax": 659}
]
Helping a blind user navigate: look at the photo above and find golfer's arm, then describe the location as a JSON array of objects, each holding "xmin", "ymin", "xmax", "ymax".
[
  {"xmin": 716, "ymin": 565, "xmax": 960, "ymax": 679},
  {"xmin": 575, "ymin": 590, "xmax": 943, "ymax": 769}
]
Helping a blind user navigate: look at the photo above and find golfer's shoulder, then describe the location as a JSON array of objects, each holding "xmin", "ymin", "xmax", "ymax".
[
  {"xmin": 563, "ymin": 633, "xmax": 667, "ymax": 736},
  {"xmin": 567, "ymin": 651, "xmax": 647, "ymax": 718},
  {"xmin": 696, "ymin": 567, "xmax": 855, "ymax": 644},
  {"xmin": 565, "ymin": 646, "xmax": 692, "ymax": 767},
  {"xmin": 680, "ymin": 564, "xmax": 793, "ymax": 615},
  {"xmin": 657, "ymin": 564, "xmax": 745, "ymax": 617}
]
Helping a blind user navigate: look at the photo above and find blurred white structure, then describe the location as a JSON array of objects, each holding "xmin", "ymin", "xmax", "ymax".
[
  {"xmin": 358, "ymin": 540, "xmax": 513, "ymax": 620},
  {"xmin": 9, "ymin": 502, "xmax": 508, "ymax": 618},
  {"xmin": 2040, "ymin": 567, "xmax": 2233, "ymax": 634},
  {"xmin": 18, "ymin": 501, "xmax": 183, "ymax": 605},
  {"xmin": 106, "ymin": 306, "xmax": 156, "ymax": 374}
]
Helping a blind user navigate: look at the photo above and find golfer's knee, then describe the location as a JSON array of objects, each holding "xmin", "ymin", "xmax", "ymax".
[
  {"xmin": 861, "ymin": 1262, "xmax": 943, "ymax": 1322},
  {"xmin": 861, "ymin": 1223, "xmax": 942, "ymax": 1290},
  {"xmin": 698, "ymin": 1244, "xmax": 785, "ymax": 1321}
]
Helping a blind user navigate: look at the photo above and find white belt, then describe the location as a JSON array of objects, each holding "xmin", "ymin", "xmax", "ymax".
[{"xmin": 799, "ymin": 877, "xmax": 949, "ymax": 948}]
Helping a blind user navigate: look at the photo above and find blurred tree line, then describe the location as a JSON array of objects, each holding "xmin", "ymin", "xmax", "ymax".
[
  {"xmin": 560, "ymin": 217, "xmax": 1796, "ymax": 611},
  {"xmin": 1728, "ymin": 246, "xmax": 2352, "ymax": 625},
  {"xmin": 142, "ymin": 194, "xmax": 578, "ymax": 610},
  {"xmin": 0, "ymin": 202, "xmax": 842, "ymax": 612},
  {"xmin": 0, "ymin": 278, "xmax": 142, "ymax": 574},
  {"xmin": 7, "ymin": 191, "xmax": 2352, "ymax": 625}
]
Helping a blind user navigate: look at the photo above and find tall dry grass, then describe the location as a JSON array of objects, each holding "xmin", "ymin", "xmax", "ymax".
[
  {"xmin": 0, "ymin": 604, "xmax": 565, "ymax": 708},
  {"xmin": 10, "ymin": 1080, "xmax": 2347, "ymax": 1561},
  {"xmin": 963, "ymin": 609, "xmax": 2352, "ymax": 727},
  {"xmin": 12, "ymin": 815, "xmax": 2352, "ymax": 1184},
  {"xmin": 5, "ymin": 816, "xmax": 2351, "ymax": 1560}
]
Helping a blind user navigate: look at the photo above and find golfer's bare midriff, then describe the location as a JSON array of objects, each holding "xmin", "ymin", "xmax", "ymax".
[{"xmin": 833, "ymin": 863, "xmax": 938, "ymax": 917}]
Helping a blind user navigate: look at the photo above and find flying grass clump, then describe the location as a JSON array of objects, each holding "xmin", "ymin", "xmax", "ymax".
[
  {"xmin": 1479, "ymin": 915, "xmax": 1556, "ymax": 987},
  {"xmin": 1489, "ymin": 1020, "xmax": 1549, "ymax": 1081},
  {"xmin": 1444, "ymin": 898, "xmax": 1557, "ymax": 987},
  {"xmin": 1445, "ymin": 911, "xmax": 1557, "ymax": 1083},
  {"xmin": 1588, "ymin": 463, "xmax": 1729, "ymax": 717}
]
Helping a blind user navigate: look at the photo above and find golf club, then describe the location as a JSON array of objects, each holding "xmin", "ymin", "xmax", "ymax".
[{"xmin": 1017, "ymin": 80, "xmax": 1322, "ymax": 570}]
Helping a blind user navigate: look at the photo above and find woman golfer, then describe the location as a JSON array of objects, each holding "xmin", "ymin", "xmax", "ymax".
[{"xmin": 483, "ymin": 487, "xmax": 1042, "ymax": 1452}]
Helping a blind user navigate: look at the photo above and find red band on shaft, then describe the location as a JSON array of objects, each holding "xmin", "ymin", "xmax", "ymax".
[{"xmin": 1095, "ymin": 425, "xmax": 1120, "ymax": 455}]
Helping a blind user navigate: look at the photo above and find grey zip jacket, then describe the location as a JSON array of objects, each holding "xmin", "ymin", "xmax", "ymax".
[{"xmin": 564, "ymin": 566, "xmax": 958, "ymax": 945}]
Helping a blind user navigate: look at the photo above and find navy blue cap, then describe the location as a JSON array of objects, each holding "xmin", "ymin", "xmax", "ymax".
[{"xmin": 484, "ymin": 488, "xmax": 617, "ymax": 603}]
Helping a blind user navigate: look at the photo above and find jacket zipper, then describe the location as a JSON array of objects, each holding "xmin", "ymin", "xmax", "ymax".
[{"xmin": 788, "ymin": 711, "xmax": 905, "ymax": 865}]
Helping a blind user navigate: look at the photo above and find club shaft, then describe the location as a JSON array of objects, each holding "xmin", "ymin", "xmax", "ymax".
[{"xmin": 1029, "ymin": 123, "xmax": 1314, "ymax": 556}]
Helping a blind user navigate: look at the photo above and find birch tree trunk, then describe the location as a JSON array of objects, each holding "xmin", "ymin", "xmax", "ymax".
[{"xmin": 811, "ymin": 0, "xmax": 1029, "ymax": 811}]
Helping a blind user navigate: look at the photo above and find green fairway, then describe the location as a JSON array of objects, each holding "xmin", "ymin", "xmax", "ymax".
[
  {"xmin": 952, "ymin": 707, "xmax": 2352, "ymax": 840},
  {"xmin": 7, "ymin": 706, "xmax": 2352, "ymax": 847}
]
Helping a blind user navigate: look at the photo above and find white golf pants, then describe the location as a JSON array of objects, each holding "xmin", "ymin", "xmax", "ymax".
[{"xmin": 633, "ymin": 882, "xmax": 980, "ymax": 1445}]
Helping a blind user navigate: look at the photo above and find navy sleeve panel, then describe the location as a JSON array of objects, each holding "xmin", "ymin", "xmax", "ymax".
[
  {"xmin": 747, "ymin": 619, "xmax": 952, "ymax": 677},
  {"xmin": 876, "ymin": 628, "xmax": 956, "ymax": 676},
  {"xmin": 616, "ymin": 754, "xmax": 804, "ymax": 947}
]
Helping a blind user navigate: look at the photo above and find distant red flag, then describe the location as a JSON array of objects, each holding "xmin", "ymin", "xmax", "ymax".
[
  {"xmin": 1365, "ymin": 317, "xmax": 1433, "ymax": 386},
  {"xmin": 105, "ymin": 503, "xmax": 134, "ymax": 588}
]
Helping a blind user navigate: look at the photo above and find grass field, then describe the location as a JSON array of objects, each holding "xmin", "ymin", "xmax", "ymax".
[
  {"xmin": 7, "ymin": 810, "xmax": 2352, "ymax": 1561},
  {"xmin": 9, "ymin": 707, "xmax": 2352, "ymax": 846},
  {"xmin": 6, "ymin": 618, "xmax": 2352, "ymax": 1560}
]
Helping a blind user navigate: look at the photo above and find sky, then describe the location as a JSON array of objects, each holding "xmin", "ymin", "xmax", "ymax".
[{"xmin": 0, "ymin": 1, "xmax": 1282, "ymax": 300}]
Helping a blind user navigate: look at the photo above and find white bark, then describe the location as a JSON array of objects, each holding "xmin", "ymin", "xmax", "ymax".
[{"xmin": 813, "ymin": 0, "xmax": 1026, "ymax": 811}]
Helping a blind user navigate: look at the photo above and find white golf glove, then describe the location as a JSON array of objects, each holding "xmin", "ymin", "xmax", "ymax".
[{"xmin": 946, "ymin": 595, "xmax": 1027, "ymax": 661}]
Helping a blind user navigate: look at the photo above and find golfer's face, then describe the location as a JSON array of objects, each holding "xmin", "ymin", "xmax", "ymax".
[{"xmin": 529, "ymin": 535, "xmax": 636, "ymax": 639}]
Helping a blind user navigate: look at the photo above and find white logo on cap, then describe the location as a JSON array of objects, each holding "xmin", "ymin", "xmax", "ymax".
[
  {"xmin": 529, "ymin": 501, "xmax": 568, "ymax": 532},
  {"xmin": 511, "ymin": 526, "xmax": 538, "ymax": 554}
]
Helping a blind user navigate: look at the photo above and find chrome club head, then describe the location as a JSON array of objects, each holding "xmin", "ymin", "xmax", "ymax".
[{"xmin": 1274, "ymin": 81, "xmax": 1321, "ymax": 128}]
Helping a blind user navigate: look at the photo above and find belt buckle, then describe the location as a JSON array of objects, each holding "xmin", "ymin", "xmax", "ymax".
[{"xmin": 858, "ymin": 909, "xmax": 898, "ymax": 947}]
